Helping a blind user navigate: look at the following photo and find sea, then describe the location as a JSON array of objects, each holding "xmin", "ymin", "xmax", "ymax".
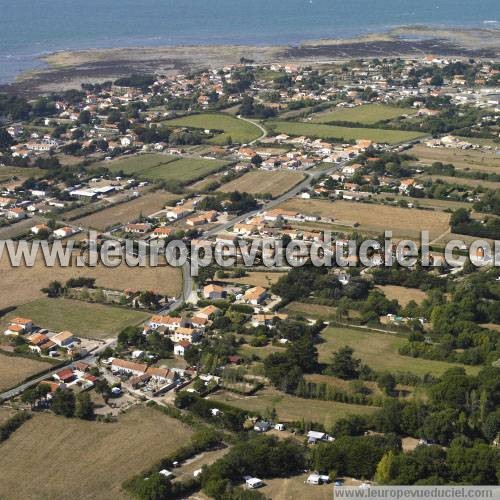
[{"xmin": 0, "ymin": 0, "xmax": 499, "ymax": 83}]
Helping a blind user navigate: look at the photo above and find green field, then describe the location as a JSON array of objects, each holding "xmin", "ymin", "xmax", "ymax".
[
  {"xmin": 3, "ymin": 299, "xmax": 150, "ymax": 340},
  {"xmin": 166, "ymin": 113, "xmax": 262, "ymax": 144},
  {"xmin": 104, "ymin": 153, "xmax": 228, "ymax": 184},
  {"xmin": 268, "ymin": 121, "xmax": 424, "ymax": 144},
  {"xmin": 144, "ymin": 157, "xmax": 229, "ymax": 183},
  {"xmin": 211, "ymin": 387, "xmax": 378, "ymax": 428},
  {"xmin": 318, "ymin": 326, "xmax": 479, "ymax": 377},
  {"xmin": 311, "ymin": 103, "xmax": 415, "ymax": 124},
  {"xmin": 103, "ymin": 154, "xmax": 178, "ymax": 175}
]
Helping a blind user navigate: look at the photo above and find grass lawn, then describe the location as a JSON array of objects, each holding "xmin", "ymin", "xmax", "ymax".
[
  {"xmin": 219, "ymin": 271, "xmax": 287, "ymax": 288},
  {"xmin": 238, "ymin": 343, "xmax": 285, "ymax": 360},
  {"xmin": 3, "ymin": 299, "xmax": 150, "ymax": 340},
  {"xmin": 103, "ymin": 153, "xmax": 178, "ymax": 175},
  {"xmin": 278, "ymin": 198, "xmax": 450, "ymax": 240},
  {"xmin": 311, "ymin": 162, "xmax": 336, "ymax": 171},
  {"xmin": 0, "ymin": 250, "xmax": 182, "ymax": 310},
  {"xmin": 311, "ymin": 103, "xmax": 415, "ymax": 125},
  {"xmin": 0, "ymin": 165, "xmax": 44, "ymax": 182},
  {"xmin": 144, "ymin": 157, "xmax": 229, "ymax": 183},
  {"xmin": 209, "ymin": 387, "xmax": 378, "ymax": 428},
  {"xmin": 259, "ymin": 473, "xmax": 333, "ymax": 500},
  {"xmin": 376, "ymin": 285, "xmax": 428, "ymax": 307},
  {"xmin": 0, "ymin": 407, "xmax": 192, "ymax": 500},
  {"xmin": 318, "ymin": 326, "xmax": 479, "ymax": 377},
  {"xmin": 268, "ymin": 121, "xmax": 424, "ymax": 144},
  {"xmin": 74, "ymin": 190, "xmax": 179, "ymax": 230},
  {"xmin": 103, "ymin": 153, "xmax": 228, "ymax": 184},
  {"xmin": 173, "ymin": 447, "xmax": 231, "ymax": 484},
  {"xmin": 166, "ymin": 113, "xmax": 262, "ymax": 145},
  {"xmin": 284, "ymin": 302, "xmax": 360, "ymax": 320},
  {"xmin": 0, "ymin": 352, "xmax": 53, "ymax": 392},
  {"xmin": 218, "ymin": 170, "xmax": 304, "ymax": 198}
]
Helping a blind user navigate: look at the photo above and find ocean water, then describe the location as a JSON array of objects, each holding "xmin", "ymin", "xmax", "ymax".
[{"xmin": 0, "ymin": 0, "xmax": 499, "ymax": 83}]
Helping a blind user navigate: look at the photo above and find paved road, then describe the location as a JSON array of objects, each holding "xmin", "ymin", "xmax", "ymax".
[
  {"xmin": 0, "ymin": 339, "xmax": 116, "ymax": 402},
  {"xmin": 236, "ymin": 115, "xmax": 268, "ymax": 145},
  {"xmin": 0, "ymin": 160, "xmax": 342, "ymax": 401},
  {"xmin": 205, "ymin": 162, "xmax": 343, "ymax": 238},
  {"xmin": 157, "ymin": 161, "xmax": 344, "ymax": 313}
]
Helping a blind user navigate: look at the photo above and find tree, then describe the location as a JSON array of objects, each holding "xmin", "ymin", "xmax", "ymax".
[
  {"xmin": 251, "ymin": 154, "xmax": 263, "ymax": 166},
  {"xmin": 311, "ymin": 435, "xmax": 399, "ymax": 479},
  {"xmin": 130, "ymin": 473, "xmax": 172, "ymax": 500},
  {"xmin": 287, "ymin": 335, "xmax": 318, "ymax": 373},
  {"xmin": 107, "ymin": 109, "xmax": 121, "ymax": 124},
  {"xmin": 377, "ymin": 372, "xmax": 396, "ymax": 395},
  {"xmin": 118, "ymin": 118, "xmax": 131, "ymax": 135},
  {"xmin": 94, "ymin": 379, "xmax": 111, "ymax": 402},
  {"xmin": 184, "ymin": 345, "xmax": 201, "ymax": 367},
  {"xmin": 0, "ymin": 128, "xmax": 13, "ymax": 149},
  {"xmin": 78, "ymin": 110, "xmax": 91, "ymax": 125},
  {"xmin": 41, "ymin": 280, "xmax": 64, "ymax": 298},
  {"xmin": 420, "ymin": 408, "xmax": 459, "ymax": 445},
  {"xmin": 430, "ymin": 74, "xmax": 444, "ymax": 87},
  {"xmin": 482, "ymin": 411, "xmax": 500, "ymax": 442},
  {"xmin": 331, "ymin": 415, "xmax": 368, "ymax": 437},
  {"xmin": 75, "ymin": 392, "xmax": 94, "ymax": 420},
  {"xmin": 21, "ymin": 387, "xmax": 38, "ymax": 409},
  {"xmin": 428, "ymin": 368, "xmax": 472, "ymax": 408},
  {"xmin": 375, "ymin": 450, "xmax": 398, "ymax": 484},
  {"xmin": 329, "ymin": 346, "xmax": 360, "ymax": 380},
  {"xmin": 447, "ymin": 442, "xmax": 500, "ymax": 484},
  {"xmin": 263, "ymin": 352, "xmax": 303, "ymax": 393},
  {"xmin": 336, "ymin": 297, "xmax": 350, "ymax": 320},
  {"xmin": 51, "ymin": 388, "xmax": 75, "ymax": 417}
]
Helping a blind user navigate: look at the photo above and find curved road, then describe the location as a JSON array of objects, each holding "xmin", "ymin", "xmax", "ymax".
[
  {"xmin": 236, "ymin": 115, "xmax": 268, "ymax": 145},
  {"xmin": 0, "ymin": 153, "xmax": 343, "ymax": 402}
]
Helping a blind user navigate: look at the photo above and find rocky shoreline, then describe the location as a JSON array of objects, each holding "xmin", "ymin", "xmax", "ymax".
[{"xmin": 1, "ymin": 26, "xmax": 499, "ymax": 96}]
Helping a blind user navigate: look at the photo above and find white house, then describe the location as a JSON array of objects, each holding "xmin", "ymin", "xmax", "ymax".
[
  {"xmin": 245, "ymin": 477, "xmax": 263, "ymax": 489},
  {"xmin": 4, "ymin": 317, "xmax": 33, "ymax": 335},
  {"xmin": 307, "ymin": 430, "xmax": 334, "ymax": 444},
  {"xmin": 111, "ymin": 358, "xmax": 147, "ymax": 377},
  {"xmin": 165, "ymin": 206, "xmax": 193, "ymax": 220},
  {"xmin": 148, "ymin": 315, "xmax": 183, "ymax": 331},
  {"xmin": 6, "ymin": 208, "xmax": 26, "ymax": 220},
  {"xmin": 31, "ymin": 224, "xmax": 50, "ymax": 235},
  {"xmin": 51, "ymin": 331, "xmax": 75, "ymax": 347},
  {"xmin": 174, "ymin": 340, "xmax": 191, "ymax": 357},
  {"xmin": 341, "ymin": 164, "xmax": 363, "ymax": 177},
  {"xmin": 172, "ymin": 327, "xmax": 200, "ymax": 344},
  {"xmin": 53, "ymin": 227, "xmax": 75, "ymax": 239}
]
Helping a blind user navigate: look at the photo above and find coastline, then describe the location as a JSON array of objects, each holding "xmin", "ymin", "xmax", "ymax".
[{"xmin": 2, "ymin": 25, "xmax": 499, "ymax": 96}]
